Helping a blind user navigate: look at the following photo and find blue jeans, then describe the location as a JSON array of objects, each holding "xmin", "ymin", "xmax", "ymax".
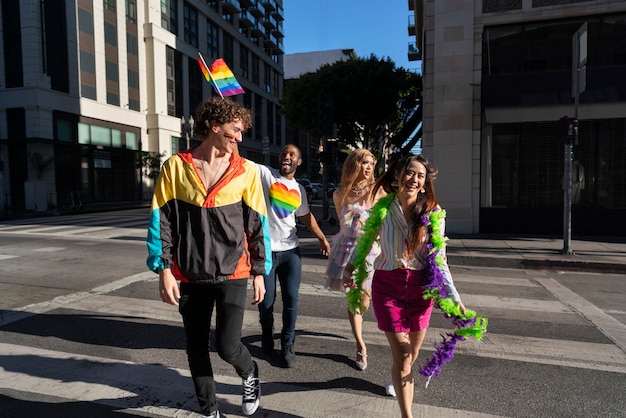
[
  {"xmin": 179, "ymin": 279, "xmax": 254, "ymax": 415},
  {"xmin": 258, "ymin": 247, "xmax": 302, "ymax": 346}
]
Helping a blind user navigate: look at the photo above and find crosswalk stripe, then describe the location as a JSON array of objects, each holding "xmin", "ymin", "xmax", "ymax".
[
  {"xmin": 1, "ymin": 254, "xmax": 625, "ymax": 417},
  {"xmin": 0, "ymin": 342, "xmax": 503, "ymax": 418},
  {"xmin": 5, "ymin": 282, "xmax": 625, "ymax": 375}
]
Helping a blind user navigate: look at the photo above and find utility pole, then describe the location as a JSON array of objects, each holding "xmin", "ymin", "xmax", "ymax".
[
  {"xmin": 562, "ymin": 22, "xmax": 587, "ymax": 255},
  {"xmin": 317, "ymin": 92, "xmax": 333, "ymax": 222}
]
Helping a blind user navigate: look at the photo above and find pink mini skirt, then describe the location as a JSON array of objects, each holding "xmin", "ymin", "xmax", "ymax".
[{"xmin": 372, "ymin": 269, "xmax": 434, "ymax": 333}]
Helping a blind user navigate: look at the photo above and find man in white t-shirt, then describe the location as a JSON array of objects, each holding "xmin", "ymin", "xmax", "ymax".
[{"xmin": 255, "ymin": 144, "xmax": 330, "ymax": 367}]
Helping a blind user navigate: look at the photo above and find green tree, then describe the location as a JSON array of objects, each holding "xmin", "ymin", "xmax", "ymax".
[
  {"xmin": 135, "ymin": 151, "xmax": 166, "ymax": 181},
  {"xmin": 282, "ymin": 55, "xmax": 421, "ymax": 155}
]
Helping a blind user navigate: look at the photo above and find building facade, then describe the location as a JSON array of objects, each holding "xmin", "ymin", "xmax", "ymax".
[
  {"xmin": 0, "ymin": 0, "xmax": 284, "ymax": 214},
  {"xmin": 410, "ymin": 0, "xmax": 626, "ymax": 236}
]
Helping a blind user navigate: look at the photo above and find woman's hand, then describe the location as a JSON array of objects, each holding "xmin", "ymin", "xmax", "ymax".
[
  {"xmin": 456, "ymin": 300, "xmax": 467, "ymax": 316},
  {"xmin": 342, "ymin": 264, "xmax": 356, "ymax": 290}
]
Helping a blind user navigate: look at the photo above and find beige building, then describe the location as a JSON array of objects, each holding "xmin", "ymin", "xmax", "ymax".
[
  {"xmin": 0, "ymin": 0, "xmax": 284, "ymax": 214},
  {"xmin": 409, "ymin": 0, "xmax": 626, "ymax": 236}
]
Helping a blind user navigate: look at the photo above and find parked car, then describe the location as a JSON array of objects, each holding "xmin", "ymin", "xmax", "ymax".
[
  {"xmin": 310, "ymin": 183, "xmax": 322, "ymax": 200},
  {"xmin": 326, "ymin": 183, "xmax": 338, "ymax": 198},
  {"xmin": 295, "ymin": 178, "xmax": 314, "ymax": 202}
]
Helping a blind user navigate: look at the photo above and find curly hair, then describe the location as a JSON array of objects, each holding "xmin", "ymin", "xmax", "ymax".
[{"xmin": 193, "ymin": 96, "xmax": 253, "ymax": 137}]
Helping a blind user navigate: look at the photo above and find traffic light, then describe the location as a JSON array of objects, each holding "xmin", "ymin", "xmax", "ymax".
[{"xmin": 558, "ymin": 116, "xmax": 577, "ymax": 139}]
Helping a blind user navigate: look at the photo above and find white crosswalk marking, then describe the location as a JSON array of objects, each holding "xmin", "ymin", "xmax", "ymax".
[
  {"xmin": 1, "ymin": 268, "xmax": 625, "ymax": 417},
  {"xmin": 1, "ymin": 215, "xmax": 625, "ymax": 417},
  {"xmin": 0, "ymin": 215, "xmax": 147, "ymax": 241}
]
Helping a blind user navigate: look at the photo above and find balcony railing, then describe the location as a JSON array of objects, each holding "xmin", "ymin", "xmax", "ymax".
[
  {"xmin": 408, "ymin": 13, "xmax": 415, "ymax": 36},
  {"xmin": 222, "ymin": 0, "xmax": 240, "ymax": 14},
  {"xmin": 262, "ymin": 15, "xmax": 275, "ymax": 30},
  {"xmin": 408, "ymin": 42, "xmax": 421, "ymax": 61},
  {"xmin": 261, "ymin": 0, "xmax": 276, "ymax": 12},
  {"xmin": 248, "ymin": 0, "xmax": 264, "ymax": 17},
  {"xmin": 239, "ymin": 9, "xmax": 254, "ymax": 26}
]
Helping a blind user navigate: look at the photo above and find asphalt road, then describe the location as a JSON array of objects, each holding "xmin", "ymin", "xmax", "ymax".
[{"xmin": 0, "ymin": 209, "xmax": 625, "ymax": 417}]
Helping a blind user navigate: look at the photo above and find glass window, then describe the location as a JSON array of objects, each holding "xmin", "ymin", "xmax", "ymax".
[
  {"xmin": 91, "ymin": 125, "xmax": 111, "ymax": 146},
  {"xmin": 103, "ymin": 0, "xmax": 116, "ymax": 11},
  {"xmin": 106, "ymin": 60, "xmax": 119, "ymax": 82},
  {"xmin": 57, "ymin": 119, "xmax": 73, "ymax": 142},
  {"xmin": 207, "ymin": 19, "xmax": 219, "ymax": 58},
  {"xmin": 128, "ymin": 98, "xmax": 140, "ymax": 111},
  {"xmin": 104, "ymin": 21, "xmax": 117, "ymax": 46},
  {"xmin": 128, "ymin": 68, "xmax": 139, "ymax": 88},
  {"xmin": 125, "ymin": 131, "xmax": 137, "ymax": 150},
  {"xmin": 240, "ymin": 46, "xmax": 249, "ymax": 78},
  {"xmin": 81, "ymin": 84, "xmax": 97, "ymax": 100},
  {"xmin": 127, "ymin": 33, "xmax": 138, "ymax": 55},
  {"xmin": 80, "ymin": 50, "xmax": 95, "ymax": 73},
  {"xmin": 183, "ymin": 3, "xmax": 198, "ymax": 48},
  {"xmin": 78, "ymin": 8, "xmax": 93, "ymax": 35},
  {"xmin": 111, "ymin": 129, "xmax": 122, "ymax": 147},
  {"xmin": 172, "ymin": 136, "xmax": 180, "ymax": 155},
  {"xmin": 107, "ymin": 92, "xmax": 120, "ymax": 106},
  {"xmin": 223, "ymin": 34, "xmax": 234, "ymax": 67},
  {"xmin": 78, "ymin": 122, "xmax": 91, "ymax": 144},
  {"xmin": 125, "ymin": 0, "xmax": 136, "ymax": 22}
]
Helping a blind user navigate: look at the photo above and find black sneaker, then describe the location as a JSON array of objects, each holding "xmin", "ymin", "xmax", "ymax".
[
  {"xmin": 261, "ymin": 331, "xmax": 274, "ymax": 355},
  {"xmin": 281, "ymin": 343, "xmax": 296, "ymax": 368},
  {"xmin": 241, "ymin": 361, "xmax": 260, "ymax": 416}
]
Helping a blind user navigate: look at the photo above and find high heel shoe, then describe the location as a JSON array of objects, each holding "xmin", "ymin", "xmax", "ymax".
[{"xmin": 355, "ymin": 351, "xmax": 368, "ymax": 371}]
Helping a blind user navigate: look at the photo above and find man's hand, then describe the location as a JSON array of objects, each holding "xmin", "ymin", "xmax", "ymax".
[
  {"xmin": 319, "ymin": 238, "xmax": 330, "ymax": 257},
  {"xmin": 251, "ymin": 275, "xmax": 266, "ymax": 305},
  {"xmin": 159, "ymin": 269, "xmax": 180, "ymax": 306}
]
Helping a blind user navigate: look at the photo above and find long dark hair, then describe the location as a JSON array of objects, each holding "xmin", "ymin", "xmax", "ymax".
[{"xmin": 374, "ymin": 154, "xmax": 439, "ymax": 253}]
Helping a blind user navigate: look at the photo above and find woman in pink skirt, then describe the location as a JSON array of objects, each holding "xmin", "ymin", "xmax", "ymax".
[{"xmin": 342, "ymin": 154, "xmax": 467, "ymax": 418}]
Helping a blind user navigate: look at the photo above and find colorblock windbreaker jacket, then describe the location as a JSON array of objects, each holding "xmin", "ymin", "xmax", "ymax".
[{"xmin": 146, "ymin": 149, "xmax": 272, "ymax": 283}]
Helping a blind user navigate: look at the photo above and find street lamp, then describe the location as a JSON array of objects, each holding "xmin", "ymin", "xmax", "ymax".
[{"xmin": 181, "ymin": 115, "xmax": 195, "ymax": 150}]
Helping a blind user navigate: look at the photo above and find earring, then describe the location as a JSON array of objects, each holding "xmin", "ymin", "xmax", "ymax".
[{"xmin": 419, "ymin": 188, "xmax": 425, "ymax": 194}]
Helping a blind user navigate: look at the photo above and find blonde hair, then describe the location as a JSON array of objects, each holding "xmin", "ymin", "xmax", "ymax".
[{"xmin": 337, "ymin": 149, "xmax": 376, "ymax": 207}]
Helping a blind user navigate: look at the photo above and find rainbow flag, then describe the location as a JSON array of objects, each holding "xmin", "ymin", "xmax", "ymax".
[{"xmin": 197, "ymin": 53, "xmax": 245, "ymax": 97}]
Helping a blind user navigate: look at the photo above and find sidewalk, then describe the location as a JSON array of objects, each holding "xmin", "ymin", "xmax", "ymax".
[{"xmin": 305, "ymin": 202, "xmax": 626, "ymax": 274}]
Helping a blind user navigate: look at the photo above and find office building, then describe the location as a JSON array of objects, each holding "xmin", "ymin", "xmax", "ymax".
[
  {"xmin": 0, "ymin": 0, "xmax": 284, "ymax": 213},
  {"xmin": 409, "ymin": 0, "xmax": 626, "ymax": 235}
]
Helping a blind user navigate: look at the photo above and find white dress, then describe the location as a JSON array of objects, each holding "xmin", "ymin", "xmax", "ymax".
[{"xmin": 324, "ymin": 200, "xmax": 379, "ymax": 292}]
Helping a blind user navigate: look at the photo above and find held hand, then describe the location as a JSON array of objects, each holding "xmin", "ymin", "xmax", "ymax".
[
  {"xmin": 342, "ymin": 268, "xmax": 356, "ymax": 290},
  {"xmin": 159, "ymin": 269, "xmax": 180, "ymax": 306},
  {"xmin": 456, "ymin": 300, "xmax": 467, "ymax": 317},
  {"xmin": 319, "ymin": 238, "xmax": 331, "ymax": 257},
  {"xmin": 251, "ymin": 275, "xmax": 266, "ymax": 305}
]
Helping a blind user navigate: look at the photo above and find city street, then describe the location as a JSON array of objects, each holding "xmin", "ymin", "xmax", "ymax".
[{"xmin": 0, "ymin": 208, "xmax": 625, "ymax": 417}]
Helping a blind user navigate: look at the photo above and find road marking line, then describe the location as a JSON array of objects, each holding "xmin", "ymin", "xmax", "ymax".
[
  {"xmin": 0, "ymin": 342, "xmax": 505, "ymax": 418},
  {"xmin": 0, "ymin": 254, "xmax": 19, "ymax": 260},
  {"xmin": 536, "ymin": 277, "xmax": 626, "ymax": 353}
]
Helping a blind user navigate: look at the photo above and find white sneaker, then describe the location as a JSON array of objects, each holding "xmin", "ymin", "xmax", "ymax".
[
  {"xmin": 385, "ymin": 379, "xmax": 396, "ymax": 397},
  {"xmin": 242, "ymin": 361, "xmax": 260, "ymax": 416}
]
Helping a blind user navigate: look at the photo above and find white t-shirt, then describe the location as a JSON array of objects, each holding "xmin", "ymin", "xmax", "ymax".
[{"xmin": 255, "ymin": 164, "xmax": 310, "ymax": 251}]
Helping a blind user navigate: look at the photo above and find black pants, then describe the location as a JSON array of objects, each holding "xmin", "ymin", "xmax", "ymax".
[{"xmin": 179, "ymin": 279, "xmax": 254, "ymax": 414}]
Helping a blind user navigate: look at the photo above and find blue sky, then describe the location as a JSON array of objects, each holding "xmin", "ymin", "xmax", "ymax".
[{"xmin": 282, "ymin": 0, "xmax": 418, "ymax": 72}]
